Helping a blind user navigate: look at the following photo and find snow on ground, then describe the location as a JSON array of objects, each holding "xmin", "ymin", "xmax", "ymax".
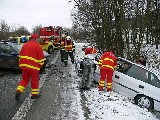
[
  {"xmin": 83, "ymin": 89, "xmax": 156, "ymax": 120},
  {"xmin": 73, "ymin": 43, "xmax": 158, "ymax": 120}
]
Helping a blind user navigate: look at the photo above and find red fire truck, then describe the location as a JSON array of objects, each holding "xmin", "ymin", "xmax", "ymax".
[{"xmin": 39, "ymin": 26, "xmax": 63, "ymax": 53}]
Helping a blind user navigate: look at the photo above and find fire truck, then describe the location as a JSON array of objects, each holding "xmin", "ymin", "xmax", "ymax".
[{"xmin": 39, "ymin": 26, "xmax": 63, "ymax": 53}]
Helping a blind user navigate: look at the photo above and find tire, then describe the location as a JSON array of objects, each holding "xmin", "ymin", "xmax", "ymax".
[
  {"xmin": 135, "ymin": 95, "xmax": 153, "ymax": 110},
  {"xmin": 47, "ymin": 46, "xmax": 54, "ymax": 54}
]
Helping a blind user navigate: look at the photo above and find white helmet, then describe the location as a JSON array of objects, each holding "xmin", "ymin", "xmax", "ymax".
[{"xmin": 66, "ymin": 36, "xmax": 71, "ymax": 41}]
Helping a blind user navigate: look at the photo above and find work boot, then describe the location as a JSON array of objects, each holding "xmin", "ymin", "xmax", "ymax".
[
  {"xmin": 98, "ymin": 86, "xmax": 104, "ymax": 91},
  {"xmin": 15, "ymin": 92, "xmax": 21, "ymax": 101},
  {"xmin": 107, "ymin": 88, "xmax": 112, "ymax": 92},
  {"xmin": 31, "ymin": 94, "xmax": 41, "ymax": 99}
]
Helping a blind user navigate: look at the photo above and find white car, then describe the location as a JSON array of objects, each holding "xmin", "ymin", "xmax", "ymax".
[{"xmin": 76, "ymin": 56, "xmax": 160, "ymax": 111}]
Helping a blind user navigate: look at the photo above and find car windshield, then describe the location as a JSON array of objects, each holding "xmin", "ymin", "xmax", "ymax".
[
  {"xmin": 11, "ymin": 44, "xmax": 23, "ymax": 52},
  {"xmin": 8, "ymin": 43, "xmax": 49, "ymax": 57}
]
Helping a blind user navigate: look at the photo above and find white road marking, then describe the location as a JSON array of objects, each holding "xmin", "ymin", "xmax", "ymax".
[{"xmin": 12, "ymin": 51, "xmax": 60, "ymax": 120}]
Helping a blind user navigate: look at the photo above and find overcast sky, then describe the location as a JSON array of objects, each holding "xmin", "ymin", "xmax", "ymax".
[{"xmin": 0, "ymin": 0, "xmax": 74, "ymax": 32}]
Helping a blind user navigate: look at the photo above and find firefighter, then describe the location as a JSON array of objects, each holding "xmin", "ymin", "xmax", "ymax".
[
  {"xmin": 84, "ymin": 46, "xmax": 97, "ymax": 55},
  {"xmin": 63, "ymin": 36, "xmax": 75, "ymax": 66},
  {"xmin": 15, "ymin": 34, "xmax": 44, "ymax": 101},
  {"xmin": 59, "ymin": 34, "xmax": 66, "ymax": 63},
  {"xmin": 53, "ymin": 36, "xmax": 59, "ymax": 49},
  {"xmin": 98, "ymin": 48, "xmax": 117, "ymax": 92}
]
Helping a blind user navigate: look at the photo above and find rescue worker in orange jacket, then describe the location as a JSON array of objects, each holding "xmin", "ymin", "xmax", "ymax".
[
  {"xmin": 53, "ymin": 36, "xmax": 59, "ymax": 49},
  {"xmin": 85, "ymin": 46, "xmax": 97, "ymax": 55},
  {"xmin": 63, "ymin": 36, "xmax": 75, "ymax": 66},
  {"xmin": 98, "ymin": 48, "xmax": 117, "ymax": 92},
  {"xmin": 15, "ymin": 34, "xmax": 44, "ymax": 101},
  {"xmin": 59, "ymin": 34, "xmax": 66, "ymax": 63}
]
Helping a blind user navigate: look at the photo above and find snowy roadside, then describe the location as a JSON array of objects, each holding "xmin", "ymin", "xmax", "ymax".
[
  {"xmin": 82, "ymin": 89, "xmax": 157, "ymax": 120},
  {"xmin": 74, "ymin": 43, "xmax": 158, "ymax": 120}
]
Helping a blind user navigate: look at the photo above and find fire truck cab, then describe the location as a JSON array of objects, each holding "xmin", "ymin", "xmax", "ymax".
[{"xmin": 39, "ymin": 26, "xmax": 62, "ymax": 53}]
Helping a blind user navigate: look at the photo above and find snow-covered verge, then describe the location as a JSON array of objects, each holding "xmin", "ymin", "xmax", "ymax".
[
  {"xmin": 83, "ymin": 88, "xmax": 157, "ymax": 120},
  {"xmin": 74, "ymin": 43, "xmax": 158, "ymax": 120}
]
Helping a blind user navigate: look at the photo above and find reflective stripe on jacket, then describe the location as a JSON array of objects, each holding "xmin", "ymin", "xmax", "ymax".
[
  {"xmin": 64, "ymin": 40, "xmax": 74, "ymax": 52},
  {"xmin": 98, "ymin": 51, "xmax": 117, "ymax": 71},
  {"xmin": 59, "ymin": 39, "xmax": 66, "ymax": 50},
  {"xmin": 19, "ymin": 40, "xmax": 44, "ymax": 71}
]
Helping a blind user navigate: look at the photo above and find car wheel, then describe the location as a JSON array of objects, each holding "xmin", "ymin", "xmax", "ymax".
[
  {"xmin": 135, "ymin": 95, "xmax": 153, "ymax": 110},
  {"xmin": 47, "ymin": 46, "xmax": 54, "ymax": 54}
]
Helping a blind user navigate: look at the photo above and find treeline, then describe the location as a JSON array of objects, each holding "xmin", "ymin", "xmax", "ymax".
[
  {"xmin": 0, "ymin": 20, "xmax": 73, "ymax": 41},
  {"xmin": 0, "ymin": 20, "xmax": 31, "ymax": 40},
  {"xmin": 71, "ymin": 0, "xmax": 160, "ymax": 61}
]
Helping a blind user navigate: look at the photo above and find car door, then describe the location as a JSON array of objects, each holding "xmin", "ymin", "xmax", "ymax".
[
  {"xmin": 146, "ymin": 72, "xmax": 160, "ymax": 110},
  {"xmin": 113, "ymin": 62, "xmax": 150, "ymax": 100},
  {"xmin": 0, "ymin": 44, "xmax": 19, "ymax": 69}
]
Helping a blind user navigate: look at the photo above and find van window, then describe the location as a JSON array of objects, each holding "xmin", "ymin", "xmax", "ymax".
[{"xmin": 126, "ymin": 65, "xmax": 149, "ymax": 83}]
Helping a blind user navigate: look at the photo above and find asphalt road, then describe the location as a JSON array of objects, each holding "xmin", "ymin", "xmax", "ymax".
[
  {"xmin": 24, "ymin": 53, "xmax": 80, "ymax": 120},
  {"xmin": 0, "ymin": 50, "xmax": 58, "ymax": 120}
]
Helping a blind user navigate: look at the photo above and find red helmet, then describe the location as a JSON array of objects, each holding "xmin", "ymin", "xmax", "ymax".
[{"xmin": 31, "ymin": 34, "xmax": 38, "ymax": 39}]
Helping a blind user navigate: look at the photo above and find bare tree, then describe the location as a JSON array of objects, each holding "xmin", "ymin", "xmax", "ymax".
[
  {"xmin": 71, "ymin": 0, "xmax": 159, "ymax": 61},
  {"xmin": 0, "ymin": 20, "xmax": 10, "ymax": 40}
]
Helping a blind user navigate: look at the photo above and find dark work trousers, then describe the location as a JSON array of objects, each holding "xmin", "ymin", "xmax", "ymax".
[
  {"xmin": 60, "ymin": 49, "xmax": 65, "ymax": 63},
  {"xmin": 63, "ymin": 51, "xmax": 74, "ymax": 65}
]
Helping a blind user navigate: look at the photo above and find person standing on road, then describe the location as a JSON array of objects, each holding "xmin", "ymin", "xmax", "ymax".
[
  {"xmin": 98, "ymin": 48, "xmax": 117, "ymax": 92},
  {"xmin": 80, "ymin": 46, "xmax": 98, "ymax": 91},
  {"xmin": 59, "ymin": 34, "xmax": 66, "ymax": 63},
  {"xmin": 63, "ymin": 36, "xmax": 75, "ymax": 66},
  {"xmin": 15, "ymin": 34, "xmax": 44, "ymax": 101}
]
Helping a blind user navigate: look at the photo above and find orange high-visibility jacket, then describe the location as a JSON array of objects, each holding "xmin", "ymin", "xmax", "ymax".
[
  {"xmin": 85, "ymin": 48, "xmax": 97, "ymax": 55},
  {"xmin": 98, "ymin": 51, "xmax": 117, "ymax": 71},
  {"xmin": 59, "ymin": 38, "xmax": 66, "ymax": 50},
  {"xmin": 19, "ymin": 40, "xmax": 44, "ymax": 71},
  {"xmin": 64, "ymin": 40, "xmax": 75, "ymax": 52}
]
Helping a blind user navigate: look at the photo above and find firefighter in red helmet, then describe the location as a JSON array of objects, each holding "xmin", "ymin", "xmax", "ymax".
[
  {"xmin": 98, "ymin": 48, "xmax": 117, "ymax": 92},
  {"xmin": 15, "ymin": 33, "xmax": 44, "ymax": 101}
]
